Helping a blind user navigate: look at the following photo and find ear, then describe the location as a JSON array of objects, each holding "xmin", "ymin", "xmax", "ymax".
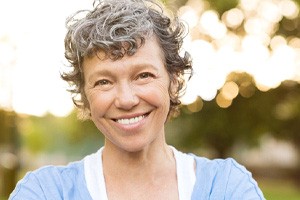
[
  {"xmin": 80, "ymin": 92, "xmax": 92, "ymax": 121},
  {"xmin": 169, "ymin": 75, "xmax": 179, "ymax": 100}
]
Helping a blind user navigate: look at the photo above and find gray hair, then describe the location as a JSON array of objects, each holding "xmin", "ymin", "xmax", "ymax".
[{"xmin": 62, "ymin": 0, "xmax": 193, "ymax": 120}]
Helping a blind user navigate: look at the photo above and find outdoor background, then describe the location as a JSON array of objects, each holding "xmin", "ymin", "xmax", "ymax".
[{"xmin": 1, "ymin": 0, "xmax": 300, "ymax": 199}]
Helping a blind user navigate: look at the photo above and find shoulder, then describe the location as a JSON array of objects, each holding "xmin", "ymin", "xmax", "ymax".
[
  {"xmin": 27, "ymin": 160, "xmax": 84, "ymax": 181},
  {"xmin": 192, "ymin": 156, "xmax": 248, "ymax": 187},
  {"xmin": 193, "ymin": 155, "xmax": 248, "ymax": 176},
  {"xmin": 9, "ymin": 160, "xmax": 91, "ymax": 200},
  {"xmin": 191, "ymin": 155, "xmax": 265, "ymax": 199}
]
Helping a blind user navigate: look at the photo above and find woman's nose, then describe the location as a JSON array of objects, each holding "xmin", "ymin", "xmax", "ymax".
[{"xmin": 114, "ymin": 83, "xmax": 139, "ymax": 110}]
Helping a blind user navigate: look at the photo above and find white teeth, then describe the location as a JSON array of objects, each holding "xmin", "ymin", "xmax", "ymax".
[{"xmin": 117, "ymin": 115, "xmax": 144, "ymax": 125}]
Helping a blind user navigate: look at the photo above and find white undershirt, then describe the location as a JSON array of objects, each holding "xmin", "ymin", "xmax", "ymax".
[{"xmin": 84, "ymin": 146, "xmax": 196, "ymax": 200}]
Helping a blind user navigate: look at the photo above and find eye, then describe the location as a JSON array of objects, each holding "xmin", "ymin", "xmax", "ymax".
[
  {"xmin": 96, "ymin": 79, "xmax": 109, "ymax": 85},
  {"xmin": 94, "ymin": 79, "xmax": 111, "ymax": 87},
  {"xmin": 138, "ymin": 72, "xmax": 154, "ymax": 79}
]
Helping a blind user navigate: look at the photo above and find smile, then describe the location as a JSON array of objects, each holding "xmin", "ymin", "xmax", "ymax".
[{"xmin": 115, "ymin": 114, "xmax": 146, "ymax": 125}]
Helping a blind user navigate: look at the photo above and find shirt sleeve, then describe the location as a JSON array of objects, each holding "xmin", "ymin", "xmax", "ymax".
[
  {"xmin": 224, "ymin": 159, "xmax": 265, "ymax": 200},
  {"xmin": 9, "ymin": 162, "xmax": 91, "ymax": 200},
  {"xmin": 192, "ymin": 157, "xmax": 265, "ymax": 200},
  {"xmin": 9, "ymin": 172, "xmax": 48, "ymax": 200}
]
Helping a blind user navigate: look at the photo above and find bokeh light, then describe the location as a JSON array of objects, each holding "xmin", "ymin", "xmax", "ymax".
[{"xmin": 179, "ymin": 0, "xmax": 300, "ymax": 108}]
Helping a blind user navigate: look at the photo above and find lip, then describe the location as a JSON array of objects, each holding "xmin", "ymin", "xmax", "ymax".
[{"xmin": 112, "ymin": 112, "xmax": 150, "ymax": 121}]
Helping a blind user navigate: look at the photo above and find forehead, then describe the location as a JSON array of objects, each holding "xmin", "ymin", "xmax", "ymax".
[
  {"xmin": 83, "ymin": 37, "xmax": 165, "ymax": 70},
  {"xmin": 126, "ymin": 37, "xmax": 164, "ymax": 62}
]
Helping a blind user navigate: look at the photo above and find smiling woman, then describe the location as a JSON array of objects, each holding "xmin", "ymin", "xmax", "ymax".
[{"xmin": 9, "ymin": 0, "xmax": 265, "ymax": 199}]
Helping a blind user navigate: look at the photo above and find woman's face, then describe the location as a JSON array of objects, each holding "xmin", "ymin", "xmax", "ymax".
[{"xmin": 83, "ymin": 37, "xmax": 171, "ymax": 152}]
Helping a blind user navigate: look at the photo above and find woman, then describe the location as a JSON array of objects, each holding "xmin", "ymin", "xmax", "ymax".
[{"xmin": 10, "ymin": 0, "xmax": 265, "ymax": 199}]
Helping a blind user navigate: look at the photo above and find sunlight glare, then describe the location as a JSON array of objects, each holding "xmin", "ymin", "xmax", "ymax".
[
  {"xmin": 179, "ymin": 6, "xmax": 198, "ymax": 28},
  {"xmin": 258, "ymin": 1, "xmax": 282, "ymax": 23},
  {"xmin": 240, "ymin": 0, "xmax": 260, "ymax": 12},
  {"xmin": 222, "ymin": 8, "xmax": 244, "ymax": 28},
  {"xmin": 216, "ymin": 93, "xmax": 232, "ymax": 108},
  {"xmin": 270, "ymin": 35, "xmax": 287, "ymax": 50},
  {"xmin": 254, "ymin": 44, "xmax": 296, "ymax": 90},
  {"xmin": 1, "ymin": 0, "xmax": 300, "ymax": 114},
  {"xmin": 186, "ymin": 97, "xmax": 203, "ymax": 113},
  {"xmin": 244, "ymin": 18, "xmax": 266, "ymax": 35},
  {"xmin": 241, "ymin": 35, "xmax": 270, "ymax": 75},
  {"xmin": 289, "ymin": 37, "xmax": 300, "ymax": 48},
  {"xmin": 221, "ymin": 81, "xmax": 239, "ymax": 100},
  {"xmin": 0, "ymin": 42, "xmax": 15, "ymax": 66},
  {"xmin": 180, "ymin": 88, "xmax": 198, "ymax": 105},
  {"xmin": 239, "ymin": 82, "xmax": 256, "ymax": 98},
  {"xmin": 0, "ymin": 0, "xmax": 93, "ymax": 117},
  {"xmin": 199, "ymin": 10, "xmax": 227, "ymax": 39},
  {"xmin": 279, "ymin": 0, "xmax": 299, "ymax": 19}
]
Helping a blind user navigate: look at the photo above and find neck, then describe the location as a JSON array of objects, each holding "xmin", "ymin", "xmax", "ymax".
[
  {"xmin": 101, "ymin": 139, "xmax": 179, "ymax": 200},
  {"xmin": 102, "ymin": 140, "xmax": 174, "ymax": 178}
]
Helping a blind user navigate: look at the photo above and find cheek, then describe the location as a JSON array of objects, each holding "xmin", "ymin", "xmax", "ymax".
[
  {"xmin": 138, "ymin": 82, "xmax": 170, "ymax": 108},
  {"xmin": 86, "ymin": 90, "xmax": 112, "ymax": 117}
]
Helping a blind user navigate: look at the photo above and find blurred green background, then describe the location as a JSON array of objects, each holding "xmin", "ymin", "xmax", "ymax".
[{"xmin": 1, "ymin": 0, "xmax": 300, "ymax": 199}]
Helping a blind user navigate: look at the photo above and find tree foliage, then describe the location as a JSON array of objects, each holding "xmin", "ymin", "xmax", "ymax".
[
  {"xmin": 167, "ymin": 73, "xmax": 300, "ymax": 159},
  {"xmin": 19, "ymin": 111, "xmax": 104, "ymax": 157}
]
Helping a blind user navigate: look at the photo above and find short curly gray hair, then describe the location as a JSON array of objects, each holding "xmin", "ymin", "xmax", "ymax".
[{"xmin": 62, "ymin": 0, "xmax": 192, "ymax": 120}]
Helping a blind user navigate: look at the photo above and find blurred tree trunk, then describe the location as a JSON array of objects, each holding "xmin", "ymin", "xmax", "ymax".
[
  {"xmin": 294, "ymin": 143, "xmax": 300, "ymax": 187},
  {"xmin": 0, "ymin": 110, "xmax": 19, "ymax": 198}
]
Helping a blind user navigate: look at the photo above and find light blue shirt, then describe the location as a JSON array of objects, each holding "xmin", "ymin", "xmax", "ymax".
[{"xmin": 9, "ymin": 154, "xmax": 265, "ymax": 200}]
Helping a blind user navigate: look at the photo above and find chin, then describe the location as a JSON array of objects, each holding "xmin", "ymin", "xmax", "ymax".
[
  {"xmin": 121, "ymin": 145, "xmax": 147, "ymax": 153},
  {"xmin": 118, "ymin": 141, "xmax": 151, "ymax": 153}
]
